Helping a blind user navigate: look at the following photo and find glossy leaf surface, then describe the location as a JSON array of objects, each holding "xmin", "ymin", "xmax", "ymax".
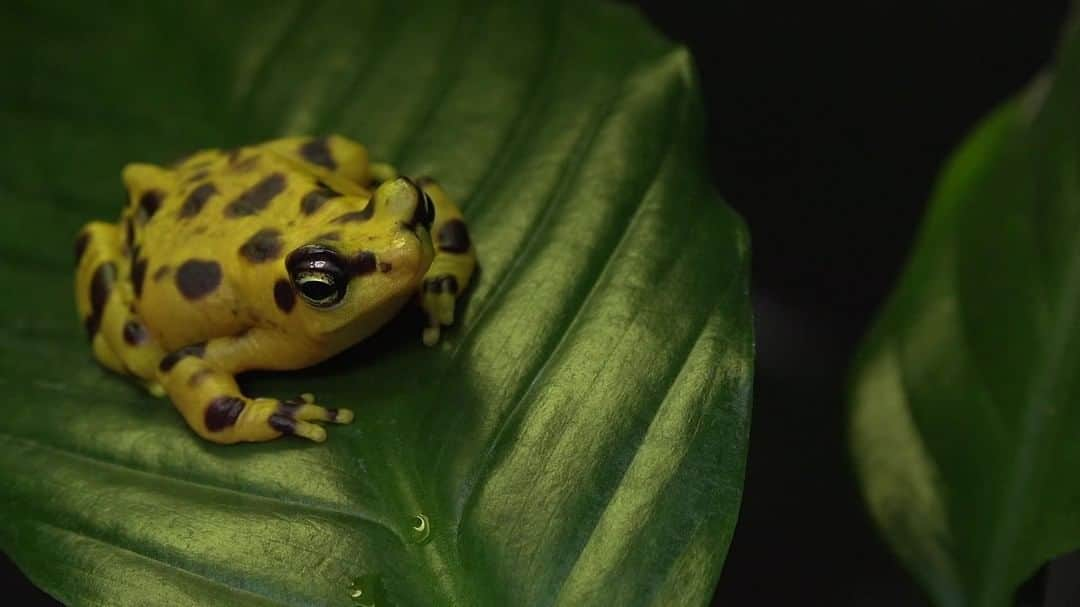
[
  {"xmin": 0, "ymin": 1, "xmax": 752, "ymax": 605},
  {"xmin": 850, "ymin": 13, "xmax": 1080, "ymax": 607}
]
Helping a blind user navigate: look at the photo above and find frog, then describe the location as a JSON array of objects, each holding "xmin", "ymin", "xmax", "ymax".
[{"xmin": 73, "ymin": 135, "xmax": 476, "ymax": 444}]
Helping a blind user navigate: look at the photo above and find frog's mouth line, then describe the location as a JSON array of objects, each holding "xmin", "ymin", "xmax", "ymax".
[{"xmin": 407, "ymin": 224, "xmax": 436, "ymax": 277}]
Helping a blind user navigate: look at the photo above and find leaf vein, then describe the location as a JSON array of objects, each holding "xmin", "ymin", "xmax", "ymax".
[
  {"xmin": 388, "ymin": 0, "xmax": 488, "ymax": 167},
  {"xmin": 0, "ymin": 430, "xmax": 403, "ymax": 541},
  {"xmin": 26, "ymin": 520, "xmax": 291, "ymax": 606},
  {"xmin": 453, "ymin": 52, "xmax": 689, "ymax": 537}
]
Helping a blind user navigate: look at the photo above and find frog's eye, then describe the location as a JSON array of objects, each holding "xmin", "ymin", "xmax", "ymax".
[
  {"xmin": 295, "ymin": 271, "xmax": 344, "ymax": 307},
  {"xmin": 286, "ymin": 245, "xmax": 348, "ymax": 308}
]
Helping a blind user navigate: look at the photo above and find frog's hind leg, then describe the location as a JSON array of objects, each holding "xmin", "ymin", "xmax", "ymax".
[
  {"xmin": 74, "ymin": 222, "xmax": 168, "ymax": 395},
  {"xmin": 415, "ymin": 177, "xmax": 477, "ymax": 346},
  {"xmin": 153, "ymin": 335, "xmax": 353, "ymax": 444}
]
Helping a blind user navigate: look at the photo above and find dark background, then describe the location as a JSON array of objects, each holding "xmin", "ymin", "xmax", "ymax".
[
  {"xmin": 3, "ymin": 2, "xmax": 1074, "ymax": 605},
  {"xmin": 623, "ymin": 1, "xmax": 1071, "ymax": 605}
]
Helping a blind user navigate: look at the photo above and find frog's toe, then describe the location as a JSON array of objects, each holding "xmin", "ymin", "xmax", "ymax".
[
  {"xmin": 422, "ymin": 326, "xmax": 441, "ymax": 347},
  {"xmin": 421, "ymin": 293, "xmax": 452, "ymax": 323},
  {"xmin": 223, "ymin": 395, "xmax": 354, "ymax": 443},
  {"xmin": 420, "ymin": 287, "xmax": 457, "ymax": 346},
  {"xmin": 143, "ymin": 380, "xmax": 166, "ymax": 398},
  {"xmin": 437, "ymin": 293, "xmax": 457, "ymax": 325},
  {"xmin": 270, "ymin": 417, "xmax": 328, "ymax": 442},
  {"xmin": 280, "ymin": 395, "xmax": 354, "ymax": 425},
  {"xmin": 269, "ymin": 398, "xmax": 353, "ymax": 443}
]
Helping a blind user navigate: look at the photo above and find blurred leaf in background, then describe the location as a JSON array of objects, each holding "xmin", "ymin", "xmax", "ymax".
[
  {"xmin": 0, "ymin": 1, "xmax": 752, "ymax": 605},
  {"xmin": 850, "ymin": 7, "xmax": 1080, "ymax": 607}
]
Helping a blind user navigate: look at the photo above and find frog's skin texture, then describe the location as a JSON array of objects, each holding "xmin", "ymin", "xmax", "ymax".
[{"xmin": 73, "ymin": 135, "xmax": 476, "ymax": 444}]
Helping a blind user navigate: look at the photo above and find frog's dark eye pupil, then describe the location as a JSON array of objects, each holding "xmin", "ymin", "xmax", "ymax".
[
  {"xmin": 295, "ymin": 272, "xmax": 345, "ymax": 307},
  {"xmin": 300, "ymin": 278, "xmax": 334, "ymax": 300}
]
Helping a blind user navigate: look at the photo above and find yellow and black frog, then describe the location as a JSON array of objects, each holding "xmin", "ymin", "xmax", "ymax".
[{"xmin": 74, "ymin": 135, "xmax": 476, "ymax": 444}]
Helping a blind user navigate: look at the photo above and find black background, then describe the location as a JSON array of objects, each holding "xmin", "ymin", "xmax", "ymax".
[
  {"xmin": 623, "ymin": 1, "xmax": 1070, "ymax": 605},
  {"xmin": 3, "ymin": 2, "xmax": 1073, "ymax": 605}
]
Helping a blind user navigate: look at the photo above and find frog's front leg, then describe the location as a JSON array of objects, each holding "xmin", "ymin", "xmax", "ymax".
[
  {"xmin": 416, "ymin": 177, "xmax": 477, "ymax": 346},
  {"xmin": 155, "ymin": 334, "xmax": 353, "ymax": 444}
]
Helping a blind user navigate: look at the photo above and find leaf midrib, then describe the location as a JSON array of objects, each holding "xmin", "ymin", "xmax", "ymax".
[{"xmin": 982, "ymin": 141, "xmax": 1080, "ymax": 602}]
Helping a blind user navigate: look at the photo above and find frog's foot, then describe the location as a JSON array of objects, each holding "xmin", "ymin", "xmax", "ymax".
[
  {"xmin": 239, "ymin": 393, "xmax": 354, "ymax": 443},
  {"xmin": 415, "ymin": 177, "xmax": 476, "ymax": 346},
  {"xmin": 158, "ymin": 350, "xmax": 353, "ymax": 444},
  {"xmin": 421, "ymin": 275, "xmax": 459, "ymax": 346}
]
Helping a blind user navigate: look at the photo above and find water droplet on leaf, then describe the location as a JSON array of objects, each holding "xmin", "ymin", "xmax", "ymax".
[
  {"xmin": 348, "ymin": 574, "xmax": 387, "ymax": 607},
  {"xmin": 409, "ymin": 513, "xmax": 431, "ymax": 544}
]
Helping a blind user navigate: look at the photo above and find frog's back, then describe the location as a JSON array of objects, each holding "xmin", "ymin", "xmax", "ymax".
[{"xmin": 120, "ymin": 141, "xmax": 374, "ymax": 349}]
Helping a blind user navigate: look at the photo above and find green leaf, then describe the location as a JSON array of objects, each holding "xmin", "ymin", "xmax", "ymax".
[
  {"xmin": 0, "ymin": 1, "xmax": 752, "ymax": 605},
  {"xmin": 849, "ymin": 12, "xmax": 1080, "ymax": 607}
]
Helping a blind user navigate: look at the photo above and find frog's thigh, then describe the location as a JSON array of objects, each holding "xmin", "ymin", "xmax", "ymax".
[
  {"xmin": 416, "ymin": 178, "xmax": 477, "ymax": 346},
  {"xmin": 154, "ymin": 336, "xmax": 353, "ymax": 444},
  {"xmin": 74, "ymin": 222, "xmax": 167, "ymax": 394},
  {"xmin": 262, "ymin": 134, "xmax": 374, "ymax": 185}
]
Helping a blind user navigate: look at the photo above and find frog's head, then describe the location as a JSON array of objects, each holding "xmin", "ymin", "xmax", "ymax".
[{"xmin": 283, "ymin": 177, "xmax": 435, "ymax": 346}]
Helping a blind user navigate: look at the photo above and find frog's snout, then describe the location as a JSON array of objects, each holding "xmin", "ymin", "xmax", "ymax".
[{"xmin": 376, "ymin": 176, "xmax": 434, "ymax": 232}]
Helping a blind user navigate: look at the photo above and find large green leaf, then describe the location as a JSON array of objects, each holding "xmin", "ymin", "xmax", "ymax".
[
  {"xmin": 0, "ymin": 1, "xmax": 752, "ymax": 605},
  {"xmin": 849, "ymin": 11, "xmax": 1080, "ymax": 607}
]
